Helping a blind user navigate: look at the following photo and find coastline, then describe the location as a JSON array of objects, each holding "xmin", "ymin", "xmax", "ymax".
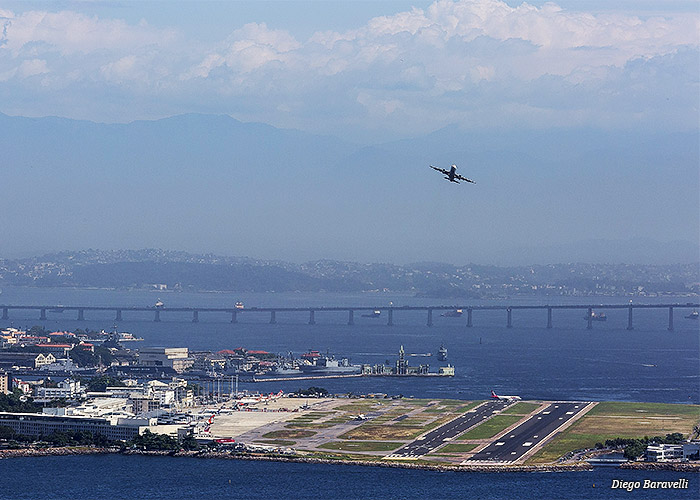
[{"xmin": 2, "ymin": 447, "xmax": 699, "ymax": 473}]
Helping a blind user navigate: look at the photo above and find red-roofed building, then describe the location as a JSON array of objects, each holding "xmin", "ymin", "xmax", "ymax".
[
  {"xmin": 49, "ymin": 331, "xmax": 76, "ymax": 337},
  {"xmin": 35, "ymin": 344, "xmax": 72, "ymax": 356},
  {"xmin": 19, "ymin": 336, "xmax": 49, "ymax": 344},
  {"xmin": 217, "ymin": 349, "xmax": 239, "ymax": 356},
  {"xmin": 78, "ymin": 342, "xmax": 94, "ymax": 352}
]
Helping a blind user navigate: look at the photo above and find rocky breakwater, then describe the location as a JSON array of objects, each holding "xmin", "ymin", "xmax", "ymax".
[
  {"xmin": 620, "ymin": 462, "xmax": 700, "ymax": 472},
  {"xmin": 0, "ymin": 447, "xmax": 120, "ymax": 459}
]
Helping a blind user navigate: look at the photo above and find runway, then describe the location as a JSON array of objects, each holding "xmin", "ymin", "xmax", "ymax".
[
  {"xmin": 385, "ymin": 400, "xmax": 511, "ymax": 459},
  {"xmin": 465, "ymin": 401, "xmax": 591, "ymax": 464}
]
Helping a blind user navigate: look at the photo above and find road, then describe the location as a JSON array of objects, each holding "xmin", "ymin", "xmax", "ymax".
[
  {"xmin": 386, "ymin": 400, "xmax": 511, "ymax": 459},
  {"xmin": 466, "ymin": 401, "xmax": 590, "ymax": 463}
]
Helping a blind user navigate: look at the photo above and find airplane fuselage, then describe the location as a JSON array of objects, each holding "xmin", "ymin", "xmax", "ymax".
[{"xmin": 447, "ymin": 165, "xmax": 458, "ymax": 182}]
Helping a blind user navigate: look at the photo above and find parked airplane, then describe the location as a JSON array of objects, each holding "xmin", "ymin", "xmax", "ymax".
[
  {"xmin": 491, "ymin": 390, "xmax": 521, "ymax": 401},
  {"xmin": 429, "ymin": 164, "xmax": 475, "ymax": 184}
]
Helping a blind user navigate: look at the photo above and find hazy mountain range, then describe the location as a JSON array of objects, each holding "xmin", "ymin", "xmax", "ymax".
[{"xmin": 0, "ymin": 112, "xmax": 697, "ymax": 265}]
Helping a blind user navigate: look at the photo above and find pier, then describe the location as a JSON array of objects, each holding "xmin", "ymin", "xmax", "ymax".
[{"xmin": 0, "ymin": 302, "xmax": 697, "ymax": 330}]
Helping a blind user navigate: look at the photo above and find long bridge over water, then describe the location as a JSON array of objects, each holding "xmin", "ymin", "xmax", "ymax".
[{"xmin": 1, "ymin": 303, "xmax": 698, "ymax": 331}]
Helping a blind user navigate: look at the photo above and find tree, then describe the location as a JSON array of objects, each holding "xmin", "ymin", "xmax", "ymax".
[
  {"xmin": 131, "ymin": 430, "xmax": 178, "ymax": 451},
  {"xmin": 0, "ymin": 390, "xmax": 41, "ymax": 413},
  {"xmin": 0, "ymin": 425, "xmax": 15, "ymax": 440},
  {"xmin": 85, "ymin": 375, "xmax": 125, "ymax": 392}
]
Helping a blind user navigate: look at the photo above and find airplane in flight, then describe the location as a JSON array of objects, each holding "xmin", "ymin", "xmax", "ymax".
[
  {"xmin": 491, "ymin": 390, "xmax": 521, "ymax": 401},
  {"xmin": 429, "ymin": 164, "xmax": 475, "ymax": 184}
]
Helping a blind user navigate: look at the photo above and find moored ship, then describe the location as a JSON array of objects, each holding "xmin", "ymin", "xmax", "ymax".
[
  {"xmin": 585, "ymin": 311, "xmax": 606, "ymax": 321},
  {"xmin": 299, "ymin": 351, "xmax": 361, "ymax": 375}
]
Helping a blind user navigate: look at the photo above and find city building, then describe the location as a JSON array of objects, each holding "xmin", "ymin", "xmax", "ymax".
[
  {"xmin": 0, "ymin": 371, "xmax": 9, "ymax": 394},
  {"xmin": 138, "ymin": 347, "xmax": 193, "ymax": 374},
  {"xmin": 34, "ymin": 379, "xmax": 84, "ymax": 400}
]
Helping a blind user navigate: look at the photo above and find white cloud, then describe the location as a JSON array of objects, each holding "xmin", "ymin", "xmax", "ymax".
[
  {"xmin": 0, "ymin": 0, "xmax": 697, "ymax": 139},
  {"xmin": 17, "ymin": 57, "xmax": 48, "ymax": 77}
]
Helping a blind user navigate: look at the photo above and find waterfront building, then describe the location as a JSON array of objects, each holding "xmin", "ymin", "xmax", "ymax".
[
  {"xmin": 645, "ymin": 444, "xmax": 684, "ymax": 461},
  {"xmin": 0, "ymin": 352, "xmax": 56, "ymax": 370},
  {"xmin": 0, "ymin": 411, "xmax": 145, "ymax": 441}
]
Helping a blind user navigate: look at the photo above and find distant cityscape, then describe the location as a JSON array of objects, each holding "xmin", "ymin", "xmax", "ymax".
[{"xmin": 0, "ymin": 249, "xmax": 698, "ymax": 298}]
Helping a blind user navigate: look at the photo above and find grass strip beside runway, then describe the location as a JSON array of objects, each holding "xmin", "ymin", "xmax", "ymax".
[{"xmin": 457, "ymin": 415, "xmax": 524, "ymax": 440}]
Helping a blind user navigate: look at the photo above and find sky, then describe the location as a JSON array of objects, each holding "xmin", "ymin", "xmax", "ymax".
[
  {"xmin": 1, "ymin": 0, "xmax": 698, "ymax": 141},
  {"xmin": 0, "ymin": 0, "xmax": 698, "ymax": 264}
]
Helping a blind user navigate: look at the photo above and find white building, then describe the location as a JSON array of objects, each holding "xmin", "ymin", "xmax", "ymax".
[
  {"xmin": 34, "ymin": 379, "xmax": 84, "ymax": 399},
  {"xmin": 646, "ymin": 444, "xmax": 684, "ymax": 462}
]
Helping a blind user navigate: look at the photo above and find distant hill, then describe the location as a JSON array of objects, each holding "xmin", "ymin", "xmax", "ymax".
[{"xmin": 0, "ymin": 250, "xmax": 697, "ymax": 297}]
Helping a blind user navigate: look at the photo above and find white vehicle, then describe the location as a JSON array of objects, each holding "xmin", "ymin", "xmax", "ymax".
[{"xmin": 491, "ymin": 390, "xmax": 521, "ymax": 401}]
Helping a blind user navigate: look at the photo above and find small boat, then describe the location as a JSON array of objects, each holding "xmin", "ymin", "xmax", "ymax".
[
  {"xmin": 585, "ymin": 311, "xmax": 606, "ymax": 321},
  {"xmin": 686, "ymin": 310, "xmax": 699, "ymax": 320},
  {"xmin": 154, "ymin": 299, "xmax": 164, "ymax": 308},
  {"xmin": 441, "ymin": 309, "xmax": 463, "ymax": 317},
  {"xmin": 361, "ymin": 310, "xmax": 381, "ymax": 318},
  {"xmin": 438, "ymin": 344, "xmax": 448, "ymax": 361},
  {"xmin": 235, "ymin": 302, "xmax": 245, "ymax": 309}
]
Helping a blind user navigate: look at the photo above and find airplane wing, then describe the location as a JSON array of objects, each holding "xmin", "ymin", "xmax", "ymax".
[
  {"xmin": 429, "ymin": 165, "xmax": 450, "ymax": 175},
  {"xmin": 453, "ymin": 173, "xmax": 476, "ymax": 184}
]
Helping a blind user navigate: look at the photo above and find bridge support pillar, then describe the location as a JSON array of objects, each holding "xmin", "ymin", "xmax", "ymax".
[
  {"xmin": 627, "ymin": 306, "xmax": 633, "ymax": 330},
  {"xmin": 308, "ymin": 310, "xmax": 315, "ymax": 325},
  {"xmin": 466, "ymin": 308, "xmax": 473, "ymax": 327},
  {"xmin": 231, "ymin": 311, "xmax": 237, "ymax": 324},
  {"xmin": 40, "ymin": 308, "xmax": 47, "ymax": 320},
  {"xmin": 547, "ymin": 307, "xmax": 553, "ymax": 329},
  {"xmin": 270, "ymin": 311, "xmax": 276, "ymax": 324},
  {"xmin": 506, "ymin": 308, "xmax": 512, "ymax": 328},
  {"xmin": 587, "ymin": 307, "xmax": 593, "ymax": 330},
  {"xmin": 427, "ymin": 309, "xmax": 433, "ymax": 327},
  {"xmin": 154, "ymin": 310, "xmax": 161, "ymax": 322},
  {"xmin": 2, "ymin": 307, "xmax": 8, "ymax": 320},
  {"xmin": 347, "ymin": 310, "xmax": 354, "ymax": 326},
  {"xmin": 387, "ymin": 309, "xmax": 393, "ymax": 326},
  {"xmin": 668, "ymin": 307, "xmax": 673, "ymax": 331},
  {"xmin": 115, "ymin": 309, "xmax": 122, "ymax": 321},
  {"xmin": 77, "ymin": 309, "xmax": 85, "ymax": 321},
  {"xmin": 192, "ymin": 310, "xmax": 199, "ymax": 323}
]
